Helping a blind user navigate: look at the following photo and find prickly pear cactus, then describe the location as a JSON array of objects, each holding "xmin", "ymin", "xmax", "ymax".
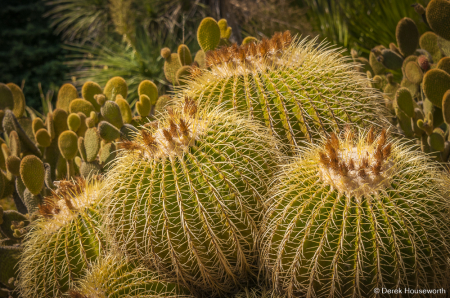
[
  {"xmin": 69, "ymin": 252, "xmax": 195, "ymax": 298},
  {"xmin": 18, "ymin": 177, "xmax": 107, "ymax": 298},
  {"xmin": 105, "ymin": 99, "xmax": 282, "ymax": 296},
  {"xmin": 260, "ymin": 128, "xmax": 450, "ymax": 297},
  {"xmin": 179, "ymin": 32, "xmax": 389, "ymax": 153}
]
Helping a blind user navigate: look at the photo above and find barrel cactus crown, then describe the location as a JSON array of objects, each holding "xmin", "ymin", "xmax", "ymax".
[
  {"xmin": 261, "ymin": 128, "xmax": 450, "ymax": 297},
  {"xmin": 179, "ymin": 32, "xmax": 389, "ymax": 152},
  {"xmin": 104, "ymin": 98, "xmax": 282, "ymax": 296},
  {"xmin": 69, "ymin": 252, "xmax": 195, "ymax": 298},
  {"xmin": 18, "ymin": 177, "xmax": 107, "ymax": 298}
]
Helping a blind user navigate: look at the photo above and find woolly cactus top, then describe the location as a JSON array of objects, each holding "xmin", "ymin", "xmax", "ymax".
[
  {"xmin": 203, "ymin": 31, "xmax": 294, "ymax": 76},
  {"xmin": 316, "ymin": 128, "xmax": 394, "ymax": 198},
  {"xmin": 119, "ymin": 97, "xmax": 208, "ymax": 160},
  {"xmin": 37, "ymin": 177, "xmax": 104, "ymax": 232}
]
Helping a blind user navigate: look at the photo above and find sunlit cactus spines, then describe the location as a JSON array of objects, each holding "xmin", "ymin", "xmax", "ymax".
[
  {"xmin": 18, "ymin": 177, "xmax": 107, "ymax": 298},
  {"xmin": 68, "ymin": 252, "xmax": 195, "ymax": 298},
  {"xmin": 179, "ymin": 31, "xmax": 390, "ymax": 153},
  {"xmin": 260, "ymin": 127, "xmax": 450, "ymax": 297},
  {"xmin": 104, "ymin": 98, "xmax": 283, "ymax": 296}
]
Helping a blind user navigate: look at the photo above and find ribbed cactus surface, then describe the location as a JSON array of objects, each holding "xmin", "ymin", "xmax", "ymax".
[
  {"xmin": 261, "ymin": 128, "xmax": 450, "ymax": 297},
  {"xmin": 180, "ymin": 32, "xmax": 389, "ymax": 152},
  {"xmin": 18, "ymin": 178, "xmax": 106, "ymax": 298},
  {"xmin": 105, "ymin": 99, "xmax": 281, "ymax": 296},
  {"xmin": 70, "ymin": 252, "xmax": 195, "ymax": 298}
]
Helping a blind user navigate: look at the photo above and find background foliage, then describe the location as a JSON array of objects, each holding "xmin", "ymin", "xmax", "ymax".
[{"xmin": 0, "ymin": 0, "xmax": 68, "ymax": 111}]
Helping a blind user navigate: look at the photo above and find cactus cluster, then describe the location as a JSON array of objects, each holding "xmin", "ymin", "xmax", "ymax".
[
  {"xmin": 355, "ymin": 2, "xmax": 450, "ymax": 162},
  {"xmin": 1, "ymin": 15, "xmax": 450, "ymax": 298},
  {"xmin": 178, "ymin": 31, "xmax": 389, "ymax": 153},
  {"xmin": 0, "ymin": 76, "xmax": 174, "ymax": 296}
]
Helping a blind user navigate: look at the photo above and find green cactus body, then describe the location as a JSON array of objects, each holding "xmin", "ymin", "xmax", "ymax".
[
  {"xmin": 419, "ymin": 31, "xmax": 442, "ymax": 63},
  {"xmin": 178, "ymin": 44, "xmax": 193, "ymax": 66},
  {"xmin": 423, "ymin": 69, "xmax": 450, "ymax": 108},
  {"xmin": 176, "ymin": 66, "xmax": 192, "ymax": 85},
  {"xmin": 52, "ymin": 109, "xmax": 69, "ymax": 136},
  {"xmin": 105, "ymin": 101, "xmax": 281, "ymax": 295},
  {"xmin": 164, "ymin": 53, "xmax": 183, "ymax": 85},
  {"xmin": 32, "ymin": 118, "xmax": 45, "ymax": 136},
  {"xmin": 56, "ymin": 84, "xmax": 78, "ymax": 112},
  {"xmin": 69, "ymin": 98, "xmax": 95, "ymax": 117},
  {"xmin": 155, "ymin": 95, "xmax": 172, "ymax": 115},
  {"xmin": 261, "ymin": 129, "xmax": 450, "ymax": 297},
  {"xmin": 67, "ymin": 113, "xmax": 81, "ymax": 132},
  {"xmin": 6, "ymin": 83, "xmax": 25, "ymax": 118},
  {"xmin": 55, "ymin": 155, "xmax": 67, "ymax": 180},
  {"xmin": 136, "ymin": 95, "xmax": 151, "ymax": 117},
  {"xmin": 0, "ymin": 171, "xmax": 4, "ymax": 198},
  {"xmin": 103, "ymin": 76, "xmax": 128, "ymax": 101},
  {"xmin": 78, "ymin": 137, "xmax": 87, "ymax": 161},
  {"xmin": 0, "ymin": 83, "xmax": 14, "ymax": 113},
  {"xmin": 180, "ymin": 34, "xmax": 389, "ymax": 153},
  {"xmin": 58, "ymin": 131, "xmax": 78, "ymax": 161},
  {"xmin": 242, "ymin": 37, "xmax": 258, "ymax": 45},
  {"xmin": 18, "ymin": 178, "xmax": 107, "ymax": 298},
  {"xmin": 80, "ymin": 161, "xmax": 101, "ymax": 178},
  {"xmin": 438, "ymin": 35, "xmax": 450, "ymax": 56},
  {"xmin": 6, "ymin": 155, "xmax": 20, "ymax": 176},
  {"xmin": 3, "ymin": 110, "xmax": 41, "ymax": 157},
  {"xmin": 380, "ymin": 49, "xmax": 403, "ymax": 70},
  {"xmin": 81, "ymin": 81, "xmax": 102, "ymax": 112},
  {"xmin": 20, "ymin": 155, "xmax": 44, "ymax": 196},
  {"xmin": 0, "ymin": 245, "xmax": 21, "ymax": 289},
  {"xmin": 35, "ymin": 128, "xmax": 52, "ymax": 148},
  {"xmin": 84, "ymin": 128, "xmax": 101, "ymax": 162},
  {"xmin": 70, "ymin": 253, "xmax": 194, "ymax": 298},
  {"xmin": 429, "ymin": 127, "xmax": 446, "ymax": 151},
  {"xmin": 405, "ymin": 61, "xmax": 423, "ymax": 84},
  {"xmin": 98, "ymin": 121, "xmax": 121, "ymax": 142},
  {"xmin": 437, "ymin": 57, "xmax": 450, "ymax": 74},
  {"xmin": 426, "ymin": 0, "xmax": 450, "ymax": 41},
  {"xmin": 9, "ymin": 130, "xmax": 20, "ymax": 157},
  {"xmin": 395, "ymin": 17, "xmax": 419, "ymax": 57},
  {"xmin": 98, "ymin": 142, "xmax": 115, "ymax": 169},
  {"xmin": 138, "ymin": 80, "xmax": 158, "ymax": 105},
  {"xmin": 76, "ymin": 112, "xmax": 88, "ymax": 137},
  {"xmin": 101, "ymin": 101, "xmax": 124, "ymax": 129},
  {"xmin": 115, "ymin": 95, "xmax": 132, "ymax": 124},
  {"xmin": 194, "ymin": 50, "xmax": 206, "ymax": 69},
  {"xmin": 197, "ymin": 17, "xmax": 221, "ymax": 52},
  {"xmin": 443, "ymin": 90, "xmax": 450, "ymax": 124}
]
